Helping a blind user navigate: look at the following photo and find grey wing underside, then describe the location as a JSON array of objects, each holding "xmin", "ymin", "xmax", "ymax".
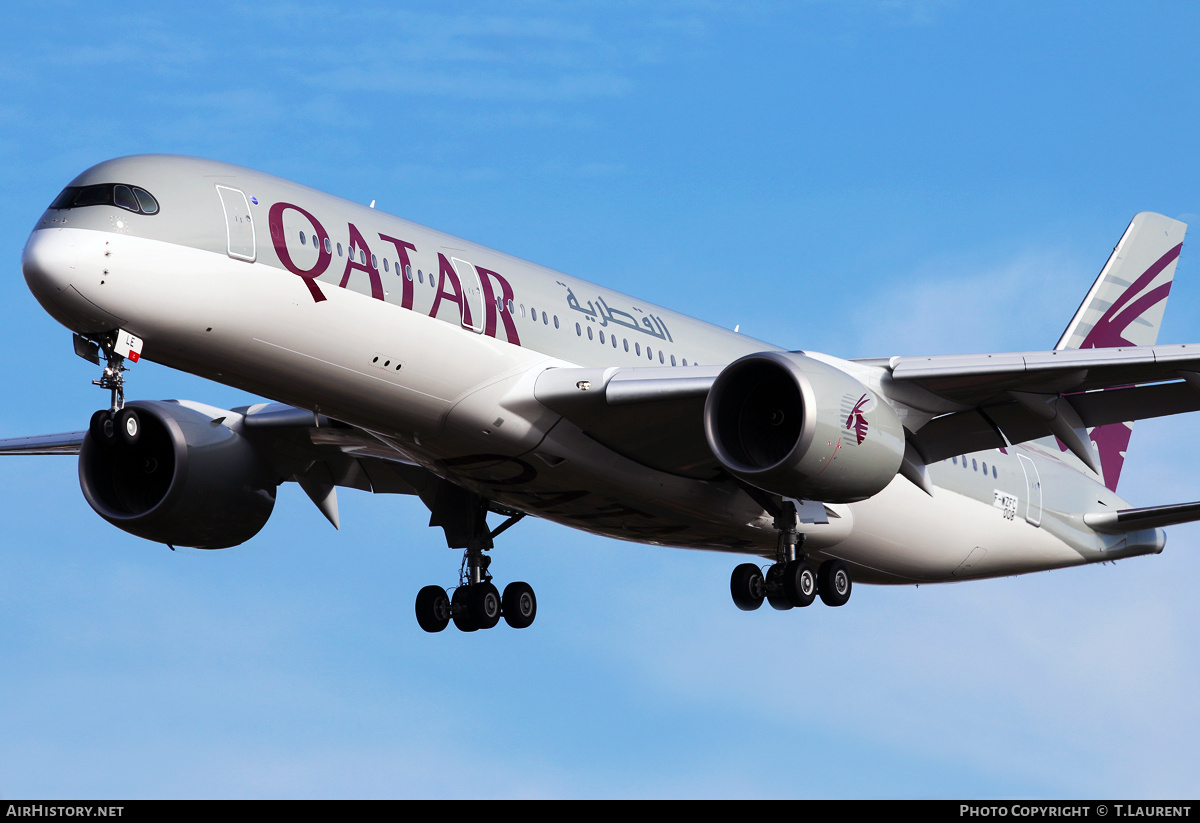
[
  {"xmin": 533, "ymin": 344, "xmax": 1200, "ymax": 481},
  {"xmin": 7, "ymin": 343, "xmax": 1200, "ymax": 528},
  {"xmin": 0, "ymin": 432, "xmax": 86, "ymax": 454},
  {"xmin": 0, "ymin": 405, "xmax": 438, "ymax": 528}
]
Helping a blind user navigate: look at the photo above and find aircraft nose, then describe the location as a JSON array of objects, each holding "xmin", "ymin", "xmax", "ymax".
[
  {"xmin": 22, "ymin": 227, "xmax": 77, "ymax": 301},
  {"xmin": 21, "ymin": 227, "xmax": 122, "ymax": 334}
]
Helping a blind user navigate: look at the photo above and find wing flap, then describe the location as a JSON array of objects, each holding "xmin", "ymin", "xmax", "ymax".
[{"xmin": 910, "ymin": 380, "xmax": 1200, "ymax": 463}]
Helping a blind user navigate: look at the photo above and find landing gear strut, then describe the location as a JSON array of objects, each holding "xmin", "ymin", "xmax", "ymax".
[
  {"xmin": 413, "ymin": 480, "xmax": 537, "ymax": 633},
  {"xmin": 79, "ymin": 331, "xmax": 140, "ymax": 449},
  {"xmin": 727, "ymin": 499, "xmax": 851, "ymax": 612}
]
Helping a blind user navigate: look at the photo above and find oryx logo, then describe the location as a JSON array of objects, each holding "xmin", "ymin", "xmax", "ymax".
[{"xmin": 845, "ymin": 393, "xmax": 870, "ymax": 445}]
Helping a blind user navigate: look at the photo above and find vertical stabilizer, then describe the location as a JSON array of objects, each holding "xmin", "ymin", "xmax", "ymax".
[{"xmin": 1056, "ymin": 212, "xmax": 1187, "ymax": 490}]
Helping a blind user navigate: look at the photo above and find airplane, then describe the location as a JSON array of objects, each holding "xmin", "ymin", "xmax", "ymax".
[{"xmin": 8, "ymin": 154, "xmax": 1200, "ymax": 634}]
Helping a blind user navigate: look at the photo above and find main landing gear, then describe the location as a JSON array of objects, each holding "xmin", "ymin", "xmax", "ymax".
[
  {"xmin": 413, "ymin": 480, "xmax": 537, "ymax": 633},
  {"xmin": 729, "ymin": 500, "xmax": 853, "ymax": 611}
]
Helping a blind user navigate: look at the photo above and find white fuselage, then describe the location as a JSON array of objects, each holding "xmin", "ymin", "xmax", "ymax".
[{"xmin": 21, "ymin": 155, "xmax": 1164, "ymax": 585}]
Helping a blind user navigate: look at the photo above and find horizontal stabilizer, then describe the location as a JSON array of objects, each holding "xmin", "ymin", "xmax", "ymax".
[{"xmin": 1084, "ymin": 501, "xmax": 1200, "ymax": 533}]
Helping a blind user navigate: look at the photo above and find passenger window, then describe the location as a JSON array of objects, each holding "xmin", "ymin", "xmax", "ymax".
[
  {"xmin": 324, "ymin": 238, "xmax": 332, "ymax": 253},
  {"xmin": 586, "ymin": 327, "xmax": 592, "ymax": 340},
  {"xmin": 300, "ymin": 231, "xmax": 307, "ymax": 246}
]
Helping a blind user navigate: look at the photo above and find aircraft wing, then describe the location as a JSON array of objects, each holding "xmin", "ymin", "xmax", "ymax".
[
  {"xmin": 884, "ymin": 344, "xmax": 1200, "ymax": 464},
  {"xmin": 0, "ymin": 404, "xmax": 436, "ymax": 527},
  {"xmin": 534, "ymin": 365, "xmax": 724, "ymax": 479},
  {"xmin": 0, "ymin": 432, "xmax": 86, "ymax": 454},
  {"xmin": 533, "ymin": 343, "xmax": 1200, "ymax": 482}
]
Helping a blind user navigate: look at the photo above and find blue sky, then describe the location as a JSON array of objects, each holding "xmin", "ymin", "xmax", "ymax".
[{"xmin": 1, "ymin": 1, "xmax": 1199, "ymax": 798}]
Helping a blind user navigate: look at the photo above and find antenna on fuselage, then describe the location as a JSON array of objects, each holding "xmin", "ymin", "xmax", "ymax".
[{"xmin": 369, "ymin": 200, "xmax": 376, "ymax": 209}]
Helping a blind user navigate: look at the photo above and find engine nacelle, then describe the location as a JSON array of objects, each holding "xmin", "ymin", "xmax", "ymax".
[
  {"xmin": 704, "ymin": 351, "xmax": 904, "ymax": 503},
  {"xmin": 79, "ymin": 400, "xmax": 278, "ymax": 549}
]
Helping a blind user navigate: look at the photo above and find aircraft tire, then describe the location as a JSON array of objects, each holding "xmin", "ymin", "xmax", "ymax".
[
  {"xmin": 502, "ymin": 581, "xmax": 537, "ymax": 629},
  {"xmin": 730, "ymin": 563, "xmax": 765, "ymax": 611},
  {"xmin": 117, "ymin": 408, "xmax": 141, "ymax": 446},
  {"xmin": 470, "ymin": 582, "xmax": 502, "ymax": 630},
  {"xmin": 415, "ymin": 585, "xmax": 451, "ymax": 633},
  {"xmin": 451, "ymin": 586, "xmax": 478, "ymax": 632},
  {"xmin": 783, "ymin": 560, "xmax": 817, "ymax": 608},
  {"xmin": 817, "ymin": 559, "xmax": 852, "ymax": 607},
  {"xmin": 89, "ymin": 410, "xmax": 115, "ymax": 445}
]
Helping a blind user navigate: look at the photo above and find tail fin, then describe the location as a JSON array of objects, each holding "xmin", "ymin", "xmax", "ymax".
[{"xmin": 1056, "ymin": 212, "xmax": 1187, "ymax": 490}]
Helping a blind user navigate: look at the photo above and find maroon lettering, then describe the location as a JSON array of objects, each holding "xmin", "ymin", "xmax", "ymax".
[
  {"xmin": 378, "ymin": 234, "xmax": 417, "ymax": 310},
  {"xmin": 338, "ymin": 223, "xmax": 384, "ymax": 301},
  {"xmin": 269, "ymin": 202, "xmax": 330, "ymax": 303},
  {"xmin": 476, "ymin": 266, "xmax": 521, "ymax": 345},
  {"xmin": 430, "ymin": 253, "xmax": 472, "ymax": 328}
]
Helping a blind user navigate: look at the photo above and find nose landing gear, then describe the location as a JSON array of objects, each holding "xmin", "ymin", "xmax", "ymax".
[{"xmin": 78, "ymin": 330, "xmax": 143, "ymax": 449}]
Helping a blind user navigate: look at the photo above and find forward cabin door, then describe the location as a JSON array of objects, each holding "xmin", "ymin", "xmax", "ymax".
[
  {"xmin": 215, "ymin": 185, "xmax": 256, "ymax": 262},
  {"xmin": 451, "ymin": 257, "xmax": 485, "ymax": 334}
]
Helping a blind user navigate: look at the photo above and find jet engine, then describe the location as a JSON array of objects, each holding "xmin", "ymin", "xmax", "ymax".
[
  {"xmin": 78, "ymin": 400, "xmax": 279, "ymax": 548},
  {"xmin": 704, "ymin": 351, "xmax": 905, "ymax": 503}
]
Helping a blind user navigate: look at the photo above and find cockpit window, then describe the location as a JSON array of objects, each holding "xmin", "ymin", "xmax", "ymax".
[
  {"xmin": 133, "ymin": 187, "xmax": 159, "ymax": 214},
  {"xmin": 48, "ymin": 183, "xmax": 160, "ymax": 215},
  {"xmin": 114, "ymin": 185, "xmax": 138, "ymax": 211}
]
